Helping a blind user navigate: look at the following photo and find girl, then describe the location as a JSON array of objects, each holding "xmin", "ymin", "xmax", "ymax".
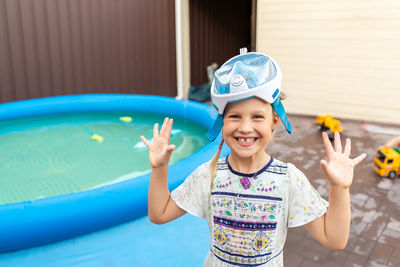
[{"xmin": 141, "ymin": 50, "xmax": 366, "ymax": 266}]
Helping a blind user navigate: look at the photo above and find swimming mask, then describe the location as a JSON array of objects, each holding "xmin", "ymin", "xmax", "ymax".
[{"xmin": 206, "ymin": 48, "xmax": 292, "ymax": 140}]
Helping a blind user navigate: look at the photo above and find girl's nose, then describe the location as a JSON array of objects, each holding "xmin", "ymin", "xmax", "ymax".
[{"xmin": 238, "ymin": 120, "xmax": 252, "ymax": 133}]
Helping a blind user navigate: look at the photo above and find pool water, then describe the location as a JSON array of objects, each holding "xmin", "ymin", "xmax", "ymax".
[{"xmin": 0, "ymin": 112, "xmax": 209, "ymax": 205}]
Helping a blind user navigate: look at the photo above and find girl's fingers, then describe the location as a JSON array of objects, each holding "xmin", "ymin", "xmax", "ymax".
[
  {"xmin": 140, "ymin": 135, "xmax": 151, "ymax": 148},
  {"xmin": 153, "ymin": 123, "xmax": 159, "ymax": 138},
  {"xmin": 352, "ymin": 153, "xmax": 367, "ymax": 166},
  {"xmin": 344, "ymin": 138, "xmax": 351, "ymax": 157},
  {"xmin": 159, "ymin": 117, "xmax": 169, "ymax": 137},
  {"xmin": 320, "ymin": 159, "xmax": 327, "ymax": 168},
  {"xmin": 322, "ymin": 132, "xmax": 334, "ymax": 159},
  {"xmin": 320, "ymin": 159, "xmax": 330, "ymax": 177},
  {"xmin": 167, "ymin": 144, "xmax": 176, "ymax": 151},
  {"xmin": 165, "ymin": 118, "xmax": 173, "ymax": 140},
  {"xmin": 334, "ymin": 132, "xmax": 342, "ymax": 152}
]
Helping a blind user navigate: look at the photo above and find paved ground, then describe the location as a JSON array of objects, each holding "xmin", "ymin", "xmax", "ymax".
[{"xmin": 267, "ymin": 114, "xmax": 400, "ymax": 267}]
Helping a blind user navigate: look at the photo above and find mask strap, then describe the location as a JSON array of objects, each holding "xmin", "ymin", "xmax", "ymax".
[
  {"xmin": 205, "ymin": 114, "xmax": 224, "ymax": 141},
  {"xmin": 272, "ymin": 98, "xmax": 292, "ymax": 134}
]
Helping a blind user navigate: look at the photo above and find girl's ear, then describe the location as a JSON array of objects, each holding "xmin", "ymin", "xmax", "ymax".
[
  {"xmin": 272, "ymin": 114, "xmax": 280, "ymax": 131},
  {"xmin": 273, "ymin": 115, "xmax": 279, "ymax": 124}
]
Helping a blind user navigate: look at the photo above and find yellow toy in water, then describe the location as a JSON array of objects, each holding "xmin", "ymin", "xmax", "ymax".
[
  {"xmin": 119, "ymin": 116, "xmax": 132, "ymax": 123},
  {"xmin": 79, "ymin": 126, "xmax": 104, "ymax": 143},
  {"xmin": 90, "ymin": 134, "xmax": 104, "ymax": 143},
  {"xmin": 315, "ymin": 114, "xmax": 342, "ymax": 140}
]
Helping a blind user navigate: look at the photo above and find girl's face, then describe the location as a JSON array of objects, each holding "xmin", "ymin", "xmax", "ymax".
[{"xmin": 223, "ymin": 97, "xmax": 278, "ymax": 161}]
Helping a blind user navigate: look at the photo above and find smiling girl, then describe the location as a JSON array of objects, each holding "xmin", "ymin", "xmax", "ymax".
[{"xmin": 141, "ymin": 50, "xmax": 366, "ymax": 266}]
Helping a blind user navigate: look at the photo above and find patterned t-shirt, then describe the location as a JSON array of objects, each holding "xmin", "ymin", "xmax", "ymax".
[{"xmin": 171, "ymin": 156, "xmax": 329, "ymax": 266}]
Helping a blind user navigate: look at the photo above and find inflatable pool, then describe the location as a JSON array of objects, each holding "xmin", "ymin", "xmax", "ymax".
[{"xmin": 0, "ymin": 94, "xmax": 225, "ymax": 253}]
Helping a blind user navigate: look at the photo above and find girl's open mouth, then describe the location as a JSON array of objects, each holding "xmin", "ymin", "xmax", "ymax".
[{"xmin": 236, "ymin": 137, "xmax": 258, "ymax": 145}]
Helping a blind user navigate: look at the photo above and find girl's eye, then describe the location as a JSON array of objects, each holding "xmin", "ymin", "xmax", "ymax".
[
  {"xmin": 229, "ymin": 114, "xmax": 240, "ymax": 119},
  {"xmin": 253, "ymin": 115, "xmax": 264, "ymax": 119}
]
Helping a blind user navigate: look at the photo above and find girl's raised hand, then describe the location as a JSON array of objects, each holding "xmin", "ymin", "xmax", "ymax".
[
  {"xmin": 140, "ymin": 118, "xmax": 176, "ymax": 168},
  {"xmin": 320, "ymin": 132, "xmax": 366, "ymax": 188}
]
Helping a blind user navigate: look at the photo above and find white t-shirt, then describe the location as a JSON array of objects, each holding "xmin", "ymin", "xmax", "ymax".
[{"xmin": 171, "ymin": 156, "xmax": 328, "ymax": 266}]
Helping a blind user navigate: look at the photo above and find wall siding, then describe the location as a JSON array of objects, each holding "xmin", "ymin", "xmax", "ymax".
[
  {"xmin": 257, "ymin": 0, "xmax": 400, "ymax": 124},
  {"xmin": 0, "ymin": 0, "xmax": 177, "ymax": 103}
]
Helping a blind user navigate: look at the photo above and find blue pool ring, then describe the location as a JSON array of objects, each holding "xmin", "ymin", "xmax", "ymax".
[{"xmin": 0, "ymin": 94, "xmax": 229, "ymax": 253}]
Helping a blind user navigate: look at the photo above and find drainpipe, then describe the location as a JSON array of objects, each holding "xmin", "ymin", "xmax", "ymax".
[{"xmin": 175, "ymin": 0, "xmax": 184, "ymax": 99}]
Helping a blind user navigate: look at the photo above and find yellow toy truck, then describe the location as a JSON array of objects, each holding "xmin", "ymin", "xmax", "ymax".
[
  {"xmin": 373, "ymin": 147, "xmax": 400, "ymax": 178},
  {"xmin": 315, "ymin": 114, "xmax": 342, "ymax": 139}
]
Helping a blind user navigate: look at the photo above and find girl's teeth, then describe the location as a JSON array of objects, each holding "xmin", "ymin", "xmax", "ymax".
[{"xmin": 239, "ymin": 138, "xmax": 254, "ymax": 143}]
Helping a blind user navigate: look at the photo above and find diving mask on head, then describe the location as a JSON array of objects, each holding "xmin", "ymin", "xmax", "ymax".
[{"xmin": 205, "ymin": 48, "xmax": 292, "ymax": 141}]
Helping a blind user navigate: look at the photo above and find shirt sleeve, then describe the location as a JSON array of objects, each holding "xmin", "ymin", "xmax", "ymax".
[
  {"xmin": 171, "ymin": 161, "xmax": 211, "ymax": 218},
  {"xmin": 287, "ymin": 163, "xmax": 329, "ymax": 228}
]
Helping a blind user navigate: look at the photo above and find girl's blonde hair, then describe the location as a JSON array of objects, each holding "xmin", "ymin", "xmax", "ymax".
[
  {"xmin": 208, "ymin": 92, "xmax": 287, "ymax": 195},
  {"xmin": 209, "ymin": 138, "xmax": 224, "ymax": 196}
]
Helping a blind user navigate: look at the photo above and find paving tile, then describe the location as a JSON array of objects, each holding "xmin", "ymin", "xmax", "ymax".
[
  {"xmin": 284, "ymin": 253, "xmax": 303, "ymax": 267},
  {"xmin": 364, "ymin": 259, "xmax": 390, "ymax": 267},
  {"xmin": 286, "ymin": 229, "xmax": 306, "ymax": 244},
  {"xmin": 361, "ymin": 216, "xmax": 389, "ymax": 241},
  {"xmin": 291, "ymin": 238, "xmax": 330, "ymax": 264},
  {"xmin": 298, "ymin": 258, "xmax": 323, "ymax": 267},
  {"xmin": 350, "ymin": 192, "xmax": 369, "ymax": 208},
  {"xmin": 284, "ymin": 232, "xmax": 306, "ymax": 255},
  {"xmin": 386, "ymin": 180, "xmax": 400, "ymax": 206},
  {"xmin": 356, "ymin": 185, "xmax": 387, "ymax": 200},
  {"xmin": 283, "ymin": 243, "xmax": 294, "ymax": 255},
  {"xmin": 388, "ymin": 256, "xmax": 400, "ymax": 267},
  {"xmin": 364, "ymin": 213, "xmax": 390, "ymax": 227},
  {"xmin": 378, "ymin": 233, "xmax": 400, "ymax": 249},
  {"xmin": 363, "ymin": 197, "xmax": 380, "ymax": 210},
  {"xmin": 305, "ymin": 231, "xmax": 314, "ymax": 240},
  {"xmin": 382, "ymin": 227, "xmax": 400, "ymax": 240},
  {"xmin": 343, "ymin": 253, "xmax": 367, "ymax": 267},
  {"xmin": 352, "ymin": 237, "xmax": 376, "ymax": 257},
  {"xmin": 370, "ymin": 242, "xmax": 393, "ymax": 265},
  {"xmin": 288, "ymin": 226, "xmax": 308, "ymax": 237},
  {"xmin": 376, "ymin": 178, "xmax": 396, "ymax": 190},
  {"xmin": 344, "ymin": 233, "xmax": 360, "ymax": 253},
  {"xmin": 392, "ymin": 247, "xmax": 400, "ymax": 259},
  {"xmin": 360, "ymin": 209, "xmax": 380, "ymax": 223},
  {"xmin": 386, "ymin": 216, "xmax": 400, "ymax": 232},
  {"xmin": 323, "ymin": 250, "xmax": 349, "ymax": 267},
  {"xmin": 350, "ymin": 218, "xmax": 368, "ymax": 236}
]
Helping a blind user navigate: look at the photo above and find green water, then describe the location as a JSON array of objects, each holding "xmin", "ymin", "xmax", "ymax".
[{"xmin": 0, "ymin": 112, "xmax": 209, "ymax": 205}]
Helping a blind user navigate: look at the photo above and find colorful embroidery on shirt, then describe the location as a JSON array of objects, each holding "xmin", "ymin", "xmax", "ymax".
[
  {"xmin": 214, "ymin": 216, "xmax": 277, "ymax": 231},
  {"xmin": 211, "ymin": 190, "xmax": 282, "ymax": 266},
  {"xmin": 266, "ymin": 164, "xmax": 288, "ymax": 175},
  {"xmin": 216, "ymin": 161, "xmax": 229, "ymax": 170},
  {"xmin": 240, "ymin": 176, "xmax": 253, "ymax": 189}
]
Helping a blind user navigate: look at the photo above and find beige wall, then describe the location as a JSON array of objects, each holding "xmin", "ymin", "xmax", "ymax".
[{"xmin": 257, "ymin": 0, "xmax": 400, "ymax": 124}]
